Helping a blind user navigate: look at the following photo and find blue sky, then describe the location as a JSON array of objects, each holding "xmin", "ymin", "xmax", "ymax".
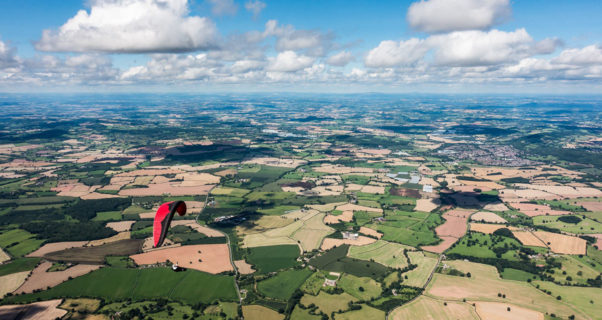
[{"xmin": 0, "ymin": 0, "xmax": 601, "ymax": 93}]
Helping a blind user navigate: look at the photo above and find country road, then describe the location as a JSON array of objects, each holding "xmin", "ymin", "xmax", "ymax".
[{"xmin": 194, "ymin": 185, "xmax": 243, "ymax": 304}]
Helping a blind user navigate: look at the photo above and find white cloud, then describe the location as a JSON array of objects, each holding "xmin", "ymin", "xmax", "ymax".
[
  {"xmin": 0, "ymin": 39, "xmax": 20, "ymax": 69},
  {"xmin": 428, "ymin": 29, "xmax": 557, "ymax": 66},
  {"xmin": 245, "ymin": 0, "xmax": 266, "ymax": 19},
  {"xmin": 264, "ymin": 20, "xmax": 334, "ymax": 56},
  {"xmin": 230, "ymin": 59, "xmax": 265, "ymax": 73},
  {"xmin": 207, "ymin": 0, "xmax": 238, "ymax": 16},
  {"xmin": 326, "ymin": 51, "xmax": 354, "ymax": 66},
  {"xmin": 365, "ymin": 29, "xmax": 559, "ymax": 69},
  {"xmin": 407, "ymin": 0, "xmax": 511, "ymax": 33},
  {"xmin": 267, "ymin": 51, "xmax": 314, "ymax": 72},
  {"xmin": 552, "ymin": 45, "xmax": 602, "ymax": 65},
  {"xmin": 36, "ymin": 0, "xmax": 218, "ymax": 53},
  {"xmin": 365, "ymin": 38, "xmax": 428, "ymax": 67}
]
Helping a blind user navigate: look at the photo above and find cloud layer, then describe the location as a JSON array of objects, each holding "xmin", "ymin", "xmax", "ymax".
[{"xmin": 0, "ymin": 0, "xmax": 600, "ymax": 91}]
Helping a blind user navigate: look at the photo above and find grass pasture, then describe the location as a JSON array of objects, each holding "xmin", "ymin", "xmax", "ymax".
[
  {"xmin": 5, "ymin": 267, "xmax": 237, "ymax": 305},
  {"xmin": 247, "ymin": 244, "xmax": 300, "ymax": 274},
  {"xmin": 402, "ymin": 251, "xmax": 438, "ymax": 287},
  {"xmin": 257, "ymin": 268, "xmax": 313, "ymax": 300},
  {"xmin": 446, "ymin": 232, "xmax": 521, "ymax": 261},
  {"xmin": 258, "ymin": 205, "xmax": 300, "ymax": 215},
  {"xmin": 501, "ymin": 268, "xmax": 537, "ymax": 281},
  {"xmin": 301, "ymin": 271, "xmax": 326, "ymax": 295},
  {"xmin": 0, "ymin": 229, "xmax": 43, "ymax": 257},
  {"xmin": 309, "ymin": 245, "xmax": 390, "ymax": 279},
  {"xmin": 533, "ymin": 215, "xmax": 602, "ymax": 234},
  {"xmin": 291, "ymin": 306, "xmax": 321, "ymax": 320},
  {"xmin": 211, "ymin": 186, "xmax": 250, "ymax": 197},
  {"xmin": 347, "ymin": 240, "xmax": 412, "ymax": 269},
  {"xmin": 369, "ymin": 212, "xmax": 441, "ymax": 247},
  {"xmin": 338, "ymin": 274, "xmax": 382, "ymax": 301},
  {"xmin": 300, "ymin": 291, "xmax": 357, "ymax": 315},
  {"xmin": 92, "ymin": 211, "xmax": 122, "ymax": 221},
  {"xmin": 0, "ymin": 257, "xmax": 40, "ymax": 276},
  {"xmin": 242, "ymin": 305, "xmax": 285, "ymax": 320},
  {"xmin": 533, "ymin": 280, "xmax": 602, "ymax": 320},
  {"xmin": 545, "ymin": 255, "xmax": 600, "ymax": 285},
  {"xmin": 334, "ymin": 304, "xmax": 385, "ymax": 320}
]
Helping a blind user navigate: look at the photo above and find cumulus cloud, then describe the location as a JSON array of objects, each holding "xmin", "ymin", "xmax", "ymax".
[
  {"xmin": 552, "ymin": 45, "xmax": 602, "ymax": 65},
  {"xmin": 365, "ymin": 38, "xmax": 429, "ymax": 67},
  {"xmin": 365, "ymin": 29, "xmax": 558, "ymax": 68},
  {"xmin": 407, "ymin": 0, "xmax": 511, "ymax": 33},
  {"xmin": 428, "ymin": 29, "xmax": 557, "ymax": 66},
  {"xmin": 326, "ymin": 51, "xmax": 354, "ymax": 66},
  {"xmin": 245, "ymin": 0, "xmax": 266, "ymax": 19},
  {"xmin": 207, "ymin": 0, "xmax": 238, "ymax": 16},
  {"xmin": 267, "ymin": 51, "xmax": 314, "ymax": 72},
  {"xmin": 264, "ymin": 20, "xmax": 334, "ymax": 56},
  {"xmin": 36, "ymin": 0, "xmax": 218, "ymax": 53},
  {"xmin": 0, "ymin": 39, "xmax": 20, "ymax": 69},
  {"xmin": 230, "ymin": 59, "xmax": 265, "ymax": 73}
]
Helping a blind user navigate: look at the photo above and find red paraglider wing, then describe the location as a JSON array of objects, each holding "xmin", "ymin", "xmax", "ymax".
[{"xmin": 153, "ymin": 201, "xmax": 187, "ymax": 248}]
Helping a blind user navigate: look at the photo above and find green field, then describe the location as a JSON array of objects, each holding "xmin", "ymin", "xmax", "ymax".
[
  {"xmin": 291, "ymin": 305, "xmax": 321, "ymax": 320},
  {"xmin": 447, "ymin": 232, "xmax": 521, "ymax": 261},
  {"xmin": 369, "ymin": 211, "xmax": 441, "ymax": 247},
  {"xmin": 122, "ymin": 205, "xmax": 147, "ymax": 215},
  {"xmin": 101, "ymin": 301, "xmax": 196, "ymax": 320},
  {"xmin": 258, "ymin": 205, "xmax": 301, "ymax": 215},
  {"xmin": 501, "ymin": 268, "xmax": 537, "ymax": 281},
  {"xmin": 300, "ymin": 291, "xmax": 357, "ymax": 315},
  {"xmin": 301, "ymin": 271, "xmax": 326, "ymax": 295},
  {"xmin": 0, "ymin": 229, "xmax": 44, "ymax": 257},
  {"xmin": 533, "ymin": 215, "xmax": 602, "ymax": 234},
  {"xmin": 0, "ymin": 257, "xmax": 40, "ymax": 276},
  {"xmin": 402, "ymin": 251, "xmax": 439, "ymax": 288},
  {"xmin": 247, "ymin": 244, "xmax": 300, "ymax": 274},
  {"xmin": 5, "ymin": 267, "xmax": 238, "ymax": 305},
  {"xmin": 534, "ymin": 281, "xmax": 602, "ymax": 320},
  {"xmin": 257, "ymin": 268, "xmax": 313, "ymax": 300},
  {"xmin": 544, "ymin": 255, "xmax": 600, "ymax": 285},
  {"xmin": 334, "ymin": 304, "xmax": 385, "ymax": 320},
  {"xmin": 348, "ymin": 240, "xmax": 412, "ymax": 269},
  {"xmin": 309, "ymin": 245, "xmax": 390, "ymax": 279},
  {"xmin": 211, "ymin": 187, "xmax": 250, "ymax": 197},
  {"xmin": 338, "ymin": 274, "xmax": 382, "ymax": 301},
  {"xmin": 92, "ymin": 210, "xmax": 122, "ymax": 221}
]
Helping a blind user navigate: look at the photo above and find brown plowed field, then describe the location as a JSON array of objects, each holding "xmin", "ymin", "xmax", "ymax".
[
  {"xmin": 234, "ymin": 260, "xmax": 255, "ymax": 274},
  {"xmin": 320, "ymin": 237, "xmax": 376, "ymax": 251},
  {"xmin": 105, "ymin": 221, "xmax": 135, "ymax": 232},
  {"xmin": 131, "ymin": 244, "xmax": 233, "ymax": 274},
  {"xmin": 579, "ymin": 201, "xmax": 602, "ymax": 212},
  {"xmin": 533, "ymin": 231, "xmax": 586, "ymax": 255},
  {"xmin": 422, "ymin": 236, "xmax": 458, "ymax": 253},
  {"xmin": 44, "ymin": 239, "xmax": 143, "ymax": 264},
  {"xmin": 508, "ymin": 203, "xmax": 570, "ymax": 217},
  {"xmin": 359, "ymin": 227, "xmax": 382, "ymax": 239},
  {"xmin": 421, "ymin": 209, "xmax": 474, "ymax": 253},
  {"xmin": 15, "ymin": 262, "xmax": 101, "ymax": 294},
  {"xmin": 0, "ymin": 299, "xmax": 67, "ymax": 320},
  {"xmin": 26, "ymin": 241, "xmax": 88, "ymax": 257}
]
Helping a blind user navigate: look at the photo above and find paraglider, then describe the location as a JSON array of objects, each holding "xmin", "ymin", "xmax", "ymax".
[{"xmin": 153, "ymin": 200, "xmax": 187, "ymax": 248}]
